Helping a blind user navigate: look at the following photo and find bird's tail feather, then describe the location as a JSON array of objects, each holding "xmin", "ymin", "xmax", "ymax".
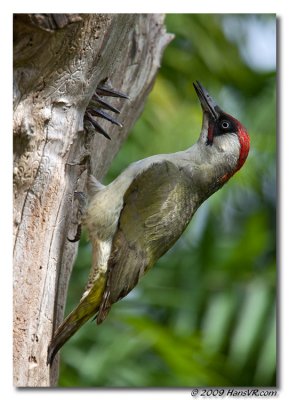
[
  {"xmin": 47, "ymin": 272, "xmax": 106, "ymax": 366},
  {"xmin": 47, "ymin": 306, "xmax": 95, "ymax": 366}
]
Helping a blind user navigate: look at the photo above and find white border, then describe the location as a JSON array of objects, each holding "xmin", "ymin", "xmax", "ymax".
[{"xmin": 3, "ymin": 1, "xmax": 287, "ymax": 398}]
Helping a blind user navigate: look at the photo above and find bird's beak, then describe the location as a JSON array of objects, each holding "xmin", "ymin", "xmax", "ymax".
[{"xmin": 193, "ymin": 81, "xmax": 220, "ymax": 120}]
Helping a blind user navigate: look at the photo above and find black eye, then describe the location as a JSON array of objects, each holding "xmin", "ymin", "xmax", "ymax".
[{"xmin": 220, "ymin": 120, "xmax": 230, "ymax": 130}]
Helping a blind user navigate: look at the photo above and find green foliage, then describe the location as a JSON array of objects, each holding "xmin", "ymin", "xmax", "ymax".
[{"xmin": 59, "ymin": 14, "xmax": 276, "ymax": 387}]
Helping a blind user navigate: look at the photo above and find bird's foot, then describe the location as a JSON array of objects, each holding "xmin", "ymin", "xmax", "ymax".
[
  {"xmin": 84, "ymin": 83, "xmax": 130, "ymax": 140},
  {"xmin": 67, "ymin": 191, "xmax": 87, "ymax": 243}
]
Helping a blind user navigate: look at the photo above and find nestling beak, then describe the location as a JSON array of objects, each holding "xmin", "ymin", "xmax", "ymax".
[{"xmin": 193, "ymin": 81, "xmax": 221, "ymax": 120}]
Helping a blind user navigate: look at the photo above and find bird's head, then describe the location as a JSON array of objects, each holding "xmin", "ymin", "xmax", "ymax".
[{"xmin": 193, "ymin": 81, "xmax": 250, "ymax": 184}]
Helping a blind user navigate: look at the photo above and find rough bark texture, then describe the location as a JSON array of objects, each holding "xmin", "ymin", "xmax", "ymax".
[{"xmin": 13, "ymin": 13, "xmax": 173, "ymax": 387}]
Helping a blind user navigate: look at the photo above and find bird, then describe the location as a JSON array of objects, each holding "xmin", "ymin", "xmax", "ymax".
[{"xmin": 47, "ymin": 81, "xmax": 250, "ymax": 365}]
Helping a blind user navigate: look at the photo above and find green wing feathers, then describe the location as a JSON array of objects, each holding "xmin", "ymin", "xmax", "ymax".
[
  {"xmin": 48, "ymin": 161, "xmax": 197, "ymax": 361},
  {"xmin": 98, "ymin": 161, "xmax": 196, "ymax": 322}
]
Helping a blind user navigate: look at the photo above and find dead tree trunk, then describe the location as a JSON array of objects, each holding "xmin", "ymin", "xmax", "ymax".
[{"xmin": 13, "ymin": 13, "xmax": 172, "ymax": 387}]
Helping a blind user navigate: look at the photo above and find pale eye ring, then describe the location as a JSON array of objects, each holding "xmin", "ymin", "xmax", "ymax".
[{"xmin": 221, "ymin": 120, "xmax": 230, "ymax": 129}]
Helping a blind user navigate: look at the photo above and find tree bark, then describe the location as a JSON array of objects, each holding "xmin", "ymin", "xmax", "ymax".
[{"xmin": 13, "ymin": 13, "xmax": 173, "ymax": 387}]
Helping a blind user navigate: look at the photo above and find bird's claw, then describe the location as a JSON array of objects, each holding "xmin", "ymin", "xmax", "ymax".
[
  {"xmin": 67, "ymin": 192, "xmax": 87, "ymax": 243},
  {"xmin": 67, "ymin": 223, "xmax": 82, "ymax": 243},
  {"xmin": 86, "ymin": 112, "xmax": 112, "ymax": 140},
  {"xmin": 87, "ymin": 108, "xmax": 123, "ymax": 128},
  {"xmin": 84, "ymin": 83, "xmax": 129, "ymax": 140},
  {"xmin": 95, "ymin": 85, "xmax": 130, "ymax": 100}
]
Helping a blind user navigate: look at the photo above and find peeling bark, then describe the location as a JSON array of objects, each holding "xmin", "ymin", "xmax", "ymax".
[{"xmin": 13, "ymin": 13, "xmax": 173, "ymax": 386}]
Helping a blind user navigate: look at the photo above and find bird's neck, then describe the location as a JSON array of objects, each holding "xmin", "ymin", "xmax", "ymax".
[{"xmin": 176, "ymin": 142, "xmax": 239, "ymax": 190}]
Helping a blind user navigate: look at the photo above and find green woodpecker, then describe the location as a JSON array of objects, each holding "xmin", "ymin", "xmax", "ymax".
[{"xmin": 47, "ymin": 81, "xmax": 250, "ymax": 365}]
